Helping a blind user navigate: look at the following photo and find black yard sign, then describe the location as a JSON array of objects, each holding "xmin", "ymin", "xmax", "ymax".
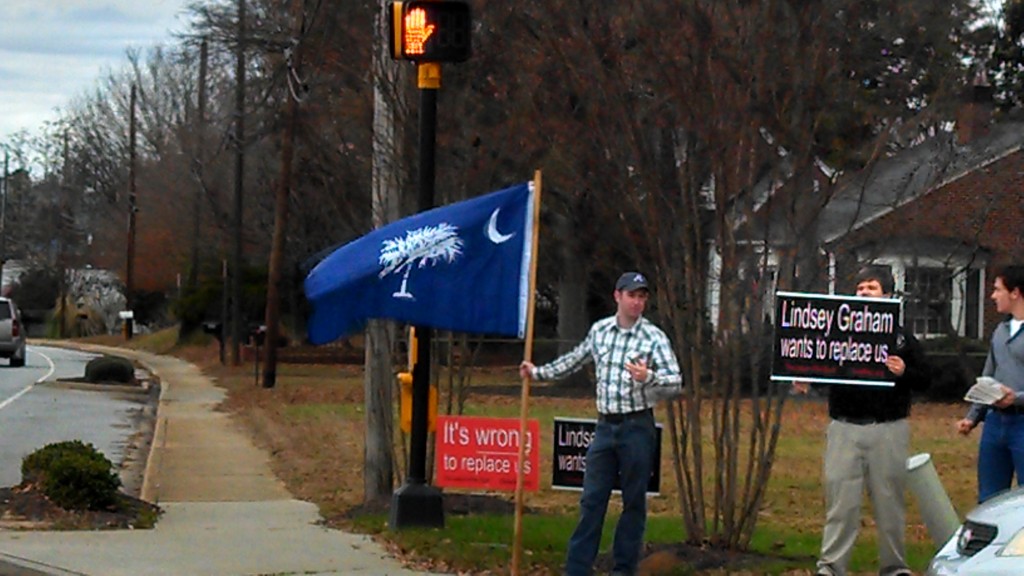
[{"xmin": 552, "ymin": 417, "xmax": 661, "ymax": 494}]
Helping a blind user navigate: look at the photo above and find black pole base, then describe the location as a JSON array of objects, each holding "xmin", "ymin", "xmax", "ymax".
[{"xmin": 388, "ymin": 481, "xmax": 444, "ymax": 530}]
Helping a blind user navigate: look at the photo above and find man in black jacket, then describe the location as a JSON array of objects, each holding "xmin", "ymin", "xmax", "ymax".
[{"xmin": 809, "ymin": 266, "xmax": 931, "ymax": 576}]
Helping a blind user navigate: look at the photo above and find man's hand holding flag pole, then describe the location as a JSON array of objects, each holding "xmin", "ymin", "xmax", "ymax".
[{"xmin": 512, "ymin": 170, "xmax": 542, "ymax": 575}]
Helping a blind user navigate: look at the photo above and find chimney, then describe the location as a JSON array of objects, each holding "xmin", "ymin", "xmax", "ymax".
[{"xmin": 956, "ymin": 72, "xmax": 994, "ymax": 145}]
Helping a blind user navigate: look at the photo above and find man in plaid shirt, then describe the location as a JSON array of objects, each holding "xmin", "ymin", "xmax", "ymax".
[{"xmin": 520, "ymin": 271, "xmax": 682, "ymax": 576}]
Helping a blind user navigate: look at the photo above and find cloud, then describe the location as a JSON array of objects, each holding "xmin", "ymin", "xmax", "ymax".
[{"xmin": 0, "ymin": 0, "xmax": 189, "ymax": 140}]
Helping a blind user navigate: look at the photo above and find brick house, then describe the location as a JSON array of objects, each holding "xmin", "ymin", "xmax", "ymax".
[
  {"xmin": 721, "ymin": 103, "xmax": 1023, "ymax": 345},
  {"xmin": 821, "ymin": 118, "xmax": 1024, "ymax": 342}
]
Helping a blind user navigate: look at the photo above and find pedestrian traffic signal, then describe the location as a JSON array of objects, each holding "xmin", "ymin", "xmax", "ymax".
[{"xmin": 390, "ymin": 1, "xmax": 472, "ymax": 63}]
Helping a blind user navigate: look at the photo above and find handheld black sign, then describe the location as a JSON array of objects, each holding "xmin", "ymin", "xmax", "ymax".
[{"xmin": 771, "ymin": 291, "xmax": 901, "ymax": 386}]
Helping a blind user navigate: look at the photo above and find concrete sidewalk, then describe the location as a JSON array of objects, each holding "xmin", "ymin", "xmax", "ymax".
[{"xmin": 0, "ymin": 344, "xmax": 437, "ymax": 576}]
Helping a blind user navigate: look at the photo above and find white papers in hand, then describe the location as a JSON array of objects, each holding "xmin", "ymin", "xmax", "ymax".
[{"xmin": 964, "ymin": 376, "xmax": 1006, "ymax": 405}]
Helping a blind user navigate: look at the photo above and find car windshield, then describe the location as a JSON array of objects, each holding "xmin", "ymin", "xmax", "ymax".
[{"xmin": 0, "ymin": 303, "xmax": 11, "ymax": 320}]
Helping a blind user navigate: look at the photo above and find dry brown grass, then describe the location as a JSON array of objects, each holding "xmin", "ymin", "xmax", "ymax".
[
  {"xmin": 108, "ymin": 334, "xmax": 981, "ymax": 574},
  {"xmin": 185, "ymin": 343, "xmax": 978, "ymax": 530}
]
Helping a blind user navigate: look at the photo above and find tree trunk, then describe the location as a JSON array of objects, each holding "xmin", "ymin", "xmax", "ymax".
[
  {"xmin": 554, "ymin": 211, "xmax": 591, "ymax": 390},
  {"xmin": 363, "ymin": 319, "xmax": 397, "ymax": 504},
  {"xmin": 363, "ymin": 0, "xmax": 406, "ymax": 505},
  {"xmin": 229, "ymin": 0, "xmax": 247, "ymax": 366}
]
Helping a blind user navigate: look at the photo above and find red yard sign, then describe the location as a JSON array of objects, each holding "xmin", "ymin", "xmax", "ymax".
[{"xmin": 434, "ymin": 415, "xmax": 540, "ymax": 491}]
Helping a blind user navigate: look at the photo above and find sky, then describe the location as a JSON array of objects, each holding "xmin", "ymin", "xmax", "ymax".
[{"xmin": 0, "ymin": 1, "xmax": 192, "ymax": 143}]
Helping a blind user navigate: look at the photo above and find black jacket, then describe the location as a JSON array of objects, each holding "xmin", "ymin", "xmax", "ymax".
[{"xmin": 828, "ymin": 329, "xmax": 931, "ymax": 423}]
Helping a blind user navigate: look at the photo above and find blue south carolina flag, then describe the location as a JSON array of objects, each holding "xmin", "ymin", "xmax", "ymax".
[{"xmin": 304, "ymin": 182, "xmax": 536, "ymax": 344}]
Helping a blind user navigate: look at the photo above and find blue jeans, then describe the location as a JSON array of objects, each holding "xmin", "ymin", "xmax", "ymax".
[
  {"xmin": 978, "ymin": 411, "xmax": 1024, "ymax": 502},
  {"xmin": 565, "ymin": 411, "xmax": 657, "ymax": 576}
]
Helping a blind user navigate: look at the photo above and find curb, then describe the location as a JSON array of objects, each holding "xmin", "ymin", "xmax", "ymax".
[
  {"xmin": 139, "ymin": 409, "xmax": 166, "ymax": 504},
  {"xmin": 41, "ymin": 379, "xmax": 153, "ymax": 395},
  {"xmin": 0, "ymin": 554, "xmax": 81, "ymax": 576},
  {"xmin": 24, "ymin": 340, "xmax": 166, "ymax": 506},
  {"xmin": 84, "ymin": 347, "xmax": 167, "ymax": 505}
]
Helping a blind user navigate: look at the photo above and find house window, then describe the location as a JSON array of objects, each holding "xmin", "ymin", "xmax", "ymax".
[{"xmin": 904, "ymin": 267, "xmax": 950, "ymax": 337}]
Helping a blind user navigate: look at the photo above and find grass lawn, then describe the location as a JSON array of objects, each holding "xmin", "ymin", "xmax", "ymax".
[{"xmin": 107, "ymin": 331, "xmax": 982, "ymax": 575}]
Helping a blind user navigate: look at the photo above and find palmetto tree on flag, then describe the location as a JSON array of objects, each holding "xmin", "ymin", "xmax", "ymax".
[
  {"xmin": 378, "ymin": 223, "xmax": 463, "ymax": 300},
  {"xmin": 304, "ymin": 180, "xmax": 534, "ymax": 345}
]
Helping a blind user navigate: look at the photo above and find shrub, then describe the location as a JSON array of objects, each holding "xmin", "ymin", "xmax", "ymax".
[
  {"xmin": 7, "ymin": 267, "xmax": 60, "ymax": 310},
  {"xmin": 84, "ymin": 355, "xmax": 135, "ymax": 384},
  {"xmin": 923, "ymin": 352, "xmax": 989, "ymax": 403},
  {"xmin": 919, "ymin": 337, "xmax": 989, "ymax": 402},
  {"xmin": 173, "ymin": 263, "xmax": 271, "ymax": 341},
  {"xmin": 43, "ymin": 453, "xmax": 121, "ymax": 510},
  {"xmin": 21, "ymin": 440, "xmax": 121, "ymax": 510},
  {"xmin": 131, "ymin": 289, "xmax": 170, "ymax": 328},
  {"xmin": 22, "ymin": 441, "xmax": 81, "ymax": 485},
  {"xmin": 921, "ymin": 336, "xmax": 989, "ymax": 355}
]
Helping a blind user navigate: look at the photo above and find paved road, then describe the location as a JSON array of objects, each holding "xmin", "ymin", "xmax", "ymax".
[
  {"xmin": 0, "ymin": 345, "xmax": 435, "ymax": 576},
  {"xmin": 0, "ymin": 345, "xmax": 154, "ymax": 489}
]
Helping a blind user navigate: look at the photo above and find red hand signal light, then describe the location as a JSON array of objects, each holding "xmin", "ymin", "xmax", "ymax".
[
  {"xmin": 389, "ymin": 1, "xmax": 471, "ymax": 63},
  {"xmin": 403, "ymin": 8, "xmax": 435, "ymax": 56}
]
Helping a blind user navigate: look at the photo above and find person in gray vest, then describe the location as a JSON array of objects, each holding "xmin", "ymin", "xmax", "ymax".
[{"xmin": 957, "ymin": 264, "xmax": 1024, "ymax": 502}]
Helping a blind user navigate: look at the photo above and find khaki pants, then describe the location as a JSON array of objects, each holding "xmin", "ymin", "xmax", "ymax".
[{"xmin": 816, "ymin": 418, "xmax": 909, "ymax": 576}]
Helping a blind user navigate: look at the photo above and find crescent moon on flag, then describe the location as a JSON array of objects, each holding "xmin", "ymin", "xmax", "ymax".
[{"xmin": 486, "ymin": 208, "xmax": 515, "ymax": 244}]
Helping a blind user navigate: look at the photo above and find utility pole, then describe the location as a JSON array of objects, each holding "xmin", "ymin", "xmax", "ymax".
[
  {"xmin": 57, "ymin": 130, "xmax": 69, "ymax": 338},
  {"xmin": 188, "ymin": 38, "xmax": 209, "ymax": 294},
  {"xmin": 221, "ymin": 258, "xmax": 229, "ymax": 364},
  {"xmin": 262, "ymin": 0, "xmax": 303, "ymax": 389},
  {"xmin": 0, "ymin": 149, "xmax": 7, "ymax": 291},
  {"xmin": 125, "ymin": 83, "xmax": 138, "ymax": 340},
  {"xmin": 231, "ymin": 0, "xmax": 247, "ymax": 366}
]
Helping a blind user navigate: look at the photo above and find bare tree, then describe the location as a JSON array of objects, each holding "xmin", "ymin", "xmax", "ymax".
[
  {"xmin": 363, "ymin": 0, "xmax": 411, "ymax": 505},
  {"xmin": 482, "ymin": 0, "xmax": 978, "ymax": 549}
]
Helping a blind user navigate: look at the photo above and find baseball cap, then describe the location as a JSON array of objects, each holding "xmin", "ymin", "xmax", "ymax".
[{"xmin": 615, "ymin": 272, "xmax": 649, "ymax": 292}]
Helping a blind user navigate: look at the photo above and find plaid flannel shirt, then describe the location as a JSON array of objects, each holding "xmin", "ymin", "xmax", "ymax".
[{"xmin": 533, "ymin": 315, "xmax": 683, "ymax": 414}]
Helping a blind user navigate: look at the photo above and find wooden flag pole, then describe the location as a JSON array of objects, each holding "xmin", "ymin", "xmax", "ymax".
[{"xmin": 511, "ymin": 170, "xmax": 543, "ymax": 575}]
